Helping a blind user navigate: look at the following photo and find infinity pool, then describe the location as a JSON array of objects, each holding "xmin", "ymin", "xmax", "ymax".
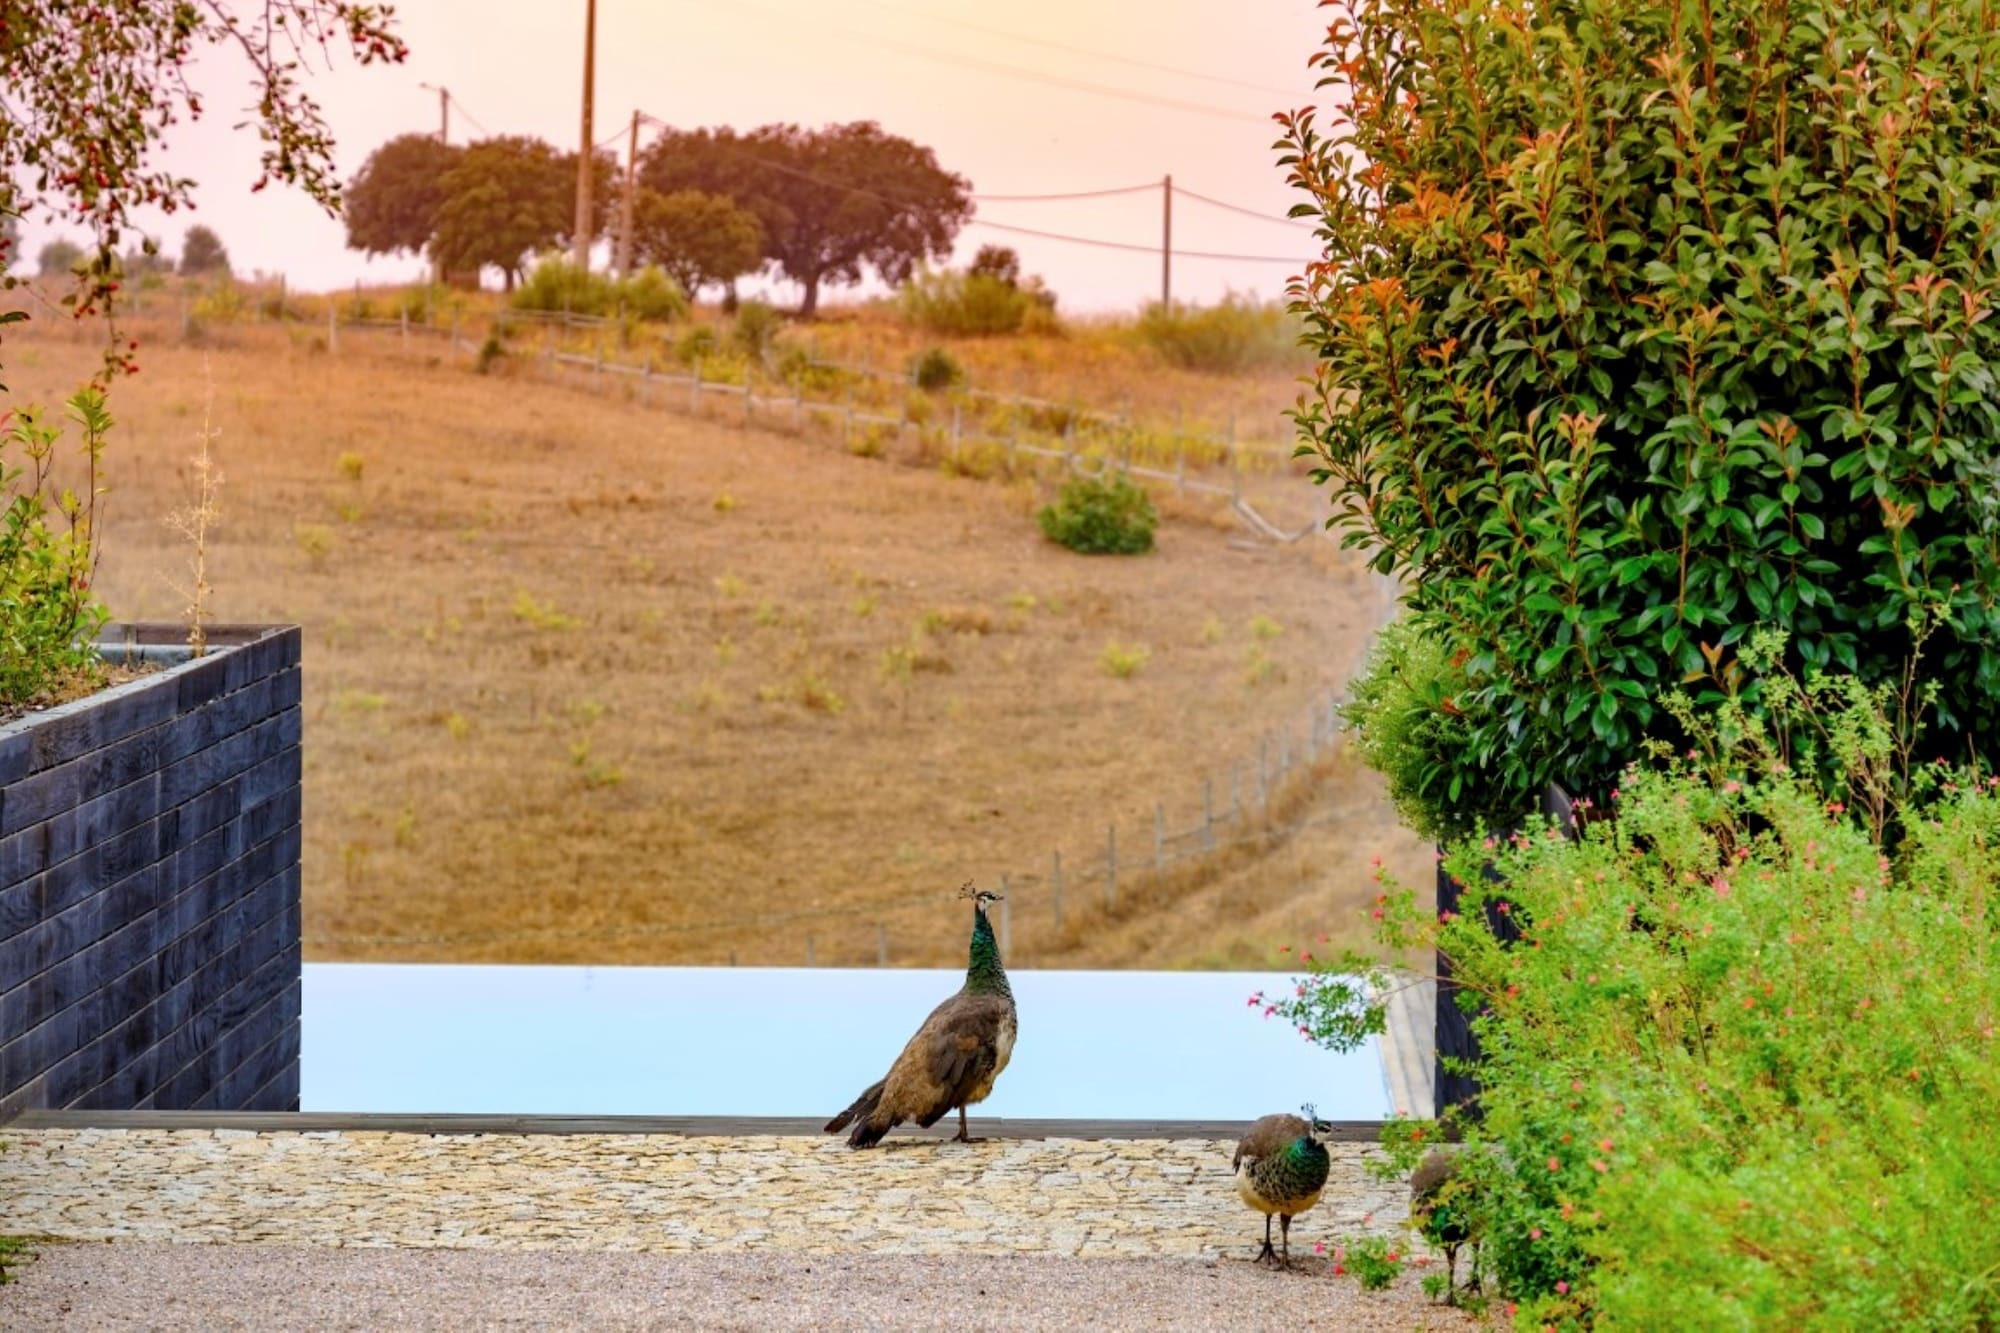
[{"xmin": 301, "ymin": 964, "xmax": 1388, "ymax": 1120}]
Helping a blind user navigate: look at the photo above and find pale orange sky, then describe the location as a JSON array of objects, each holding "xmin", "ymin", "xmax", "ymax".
[{"xmin": 21, "ymin": 0, "xmax": 1333, "ymax": 313}]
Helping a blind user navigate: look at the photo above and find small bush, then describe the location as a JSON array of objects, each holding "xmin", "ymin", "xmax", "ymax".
[
  {"xmin": 1099, "ymin": 642, "xmax": 1151, "ymax": 678},
  {"xmin": 900, "ymin": 268, "xmax": 1043, "ymax": 336},
  {"xmin": 911, "ymin": 346, "xmax": 963, "ymax": 392},
  {"xmin": 0, "ymin": 391, "xmax": 110, "ymax": 711},
  {"xmin": 1134, "ymin": 294, "xmax": 1305, "ymax": 374},
  {"xmin": 337, "ymin": 451, "xmax": 364, "ymax": 482},
  {"xmin": 731, "ymin": 299, "xmax": 782, "ymax": 359},
  {"xmin": 475, "ymin": 333, "xmax": 506, "ymax": 375},
  {"xmin": 1036, "ymin": 473, "xmax": 1157, "ymax": 555},
  {"xmin": 676, "ymin": 324, "xmax": 718, "ymax": 364},
  {"xmin": 512, "ymin": 256, "xmax": 618, "ymax": 317},
  {"xmin": 1339, "ymin": 1236, "xmax": 1402, "ymax": 1292},
  {"xmin": 618, "ymin": 265, "xmax": 689, "ymax": 323}
]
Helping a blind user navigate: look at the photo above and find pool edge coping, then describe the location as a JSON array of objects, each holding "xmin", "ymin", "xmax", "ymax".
[{"xmin": 3, "ymin": 1111, "xmax": 1393, "ymax": 1141}]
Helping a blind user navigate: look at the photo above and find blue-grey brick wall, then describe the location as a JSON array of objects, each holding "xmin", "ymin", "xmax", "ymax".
[{"xmin": 0, "ymin": 624, "xmax": 302, "ymax": 1116}]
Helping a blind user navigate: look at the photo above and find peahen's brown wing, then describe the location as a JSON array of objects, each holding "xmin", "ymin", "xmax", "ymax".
[{"xmin": 878, "ymin": 991, "xmax": 1008, "ymax": 1128}]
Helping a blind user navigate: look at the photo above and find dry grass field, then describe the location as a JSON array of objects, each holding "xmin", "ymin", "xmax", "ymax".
[{"xmin": 5, "ymin": 314, "xmax": 1428, "ymax": 970}]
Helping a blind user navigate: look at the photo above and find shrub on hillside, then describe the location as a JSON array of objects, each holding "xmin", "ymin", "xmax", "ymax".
[
  {"xmin": 1036, "ymin": 473, "xmax": 1156, "ymax": 555},
  {"xmin": 619, "ymin": 265, "xmax": 689, "ymax": 323},
  {"xmin": 900, "ymin": 253, "xmax": 1059, "ymax": 338},
  {"xmin": 513, "ymin": 256, "xmax": 616, "ymax": 317},
  {"xmin": 512, "ymin": 257, "xmax": 688, "ymax": 323},
  {"xmin": 911, "ymin": 346, "xmax": 963, "ymax": 392},
  {"xmin": 1281, "ymin": 0, "xmax": 2000, "ymax": 807},
  {"xmin": 1133, "ymin": 295, "xmax": 1304, "ymax": 374},
  {"xmin": 731, "ymin": 299, "xmax": 782, "ymax": 359}
]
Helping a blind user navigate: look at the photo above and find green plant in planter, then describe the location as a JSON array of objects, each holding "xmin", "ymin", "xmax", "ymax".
[
  {"xmin": 1, "ymin": 390, "xmax": 111, "ymax": 710},
  {"xmin": 1280, "ymin": 0, "xmax": 2000, "ymax": 805},
  {"xmin": 1036, "ymin": 473, "xmax": 1156, "ymax": 555}
]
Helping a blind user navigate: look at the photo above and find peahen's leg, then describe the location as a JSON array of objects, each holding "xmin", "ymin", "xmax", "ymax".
[
  {"xmin": 1256, "ymin": 1213, "xmax": 1278, "ymax": 1266},
  {"xmin": 1279, "ymin": 1213, "xmax": 1293, "ymax": 1269}
]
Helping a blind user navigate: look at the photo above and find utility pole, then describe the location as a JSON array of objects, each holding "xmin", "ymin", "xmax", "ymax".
[
  {"xmin": 573, "ymin": 0, "xmax": 598, "ymax": 271},
  {"xmin": 1161, "ymin": 173, "xmax": 1173, "ymax": 310},
  {"xmin": 419, "ymin": 83, "xmax": 450, "ymax": 287},
  {"xmin": 616, "ymin": 109, "xmax": 642, "ymax": 278}
]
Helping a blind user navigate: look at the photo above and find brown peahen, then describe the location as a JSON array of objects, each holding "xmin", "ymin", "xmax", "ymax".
[
  {"xmin": 1410, "ymin": 1148, "xmax": 1480, "ymax": 1302},
  {"xmin": 1233, "ymin": 1107, "xmax": 1332, "ymax": 1268},
  {"xmin": 824, "ymin": 884, "xmax": 1017, "ymax": 1149}
]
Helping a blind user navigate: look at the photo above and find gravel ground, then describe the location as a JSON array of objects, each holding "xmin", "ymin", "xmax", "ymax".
[{"xmin": 0, "ymin": 1243, "xmax": 1477, "ymax": 1331}]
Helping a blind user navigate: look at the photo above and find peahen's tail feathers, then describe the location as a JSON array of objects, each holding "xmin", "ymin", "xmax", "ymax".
[{"xmin": 824, "ymin": 1079, "xmax": 885, "ymax": 1136}]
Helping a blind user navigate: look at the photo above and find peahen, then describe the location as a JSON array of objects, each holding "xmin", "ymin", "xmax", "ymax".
[
  {"xmin": 1233, "ymin": 1107, "xmax": 1332, "ymax": 1268},
  {"xmin": 824, "ymin": 883, "xmax": 1017, "ymax": 1149},
  {"xmin": 1410, "ymin": 1149, "xmax": 1480, "ymax": 1302}
]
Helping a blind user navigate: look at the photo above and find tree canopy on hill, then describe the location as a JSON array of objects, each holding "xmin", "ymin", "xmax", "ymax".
[
  {"xmin": 345, "ymin": 133, "xmax": 464, "ymax": 258},
  {"xmin": 430, "ymin": 136, "xmax": 614, "ymax": 291},
  {"xmin": 0, "ymin": 0, "xmax": 403, "ymax": 349},
  {"xmin": 179, "ymin": 225, "xmax": 230, "ymax": 276},
  {"xmin": 640, "ymin": 121, "xmax": 970, "ymax": 318},
  {"xmin": 631, "ymin": 189, "xmax": 764, "ymax": 301}
]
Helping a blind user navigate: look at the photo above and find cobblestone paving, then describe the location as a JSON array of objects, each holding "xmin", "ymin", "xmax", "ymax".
[{"xmin": 0, "ymin": 1130, "xmax": 1413, "ymax": 1259}]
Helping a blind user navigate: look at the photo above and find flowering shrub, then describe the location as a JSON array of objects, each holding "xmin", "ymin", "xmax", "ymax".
[{"xmin": 1279, "ymin": 738, "xmax": 2000, "ymax": 1326}]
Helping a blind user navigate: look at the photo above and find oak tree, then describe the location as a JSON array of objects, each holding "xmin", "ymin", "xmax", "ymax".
[
  {"xmin": 345, "ymin": 133, "xmax": 464, "ymax": 258},
  {"xmin": 631, "ymin": 189, "xmax": 764, "ymax": 301}
]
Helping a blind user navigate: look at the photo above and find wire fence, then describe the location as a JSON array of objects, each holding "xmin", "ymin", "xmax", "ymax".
[
  {"xmin": 297, "ymin": 303, "xmax": 1339, "ymax": 547},
  {"xmin": 67, "ymin": 283, "xmax": 1404, "ymax": 966},
  {"xmin": 302, "ymin": 675, "xmax": 1391, "ymax": 965}
]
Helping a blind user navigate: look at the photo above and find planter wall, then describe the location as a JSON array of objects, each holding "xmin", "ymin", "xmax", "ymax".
[
  {"xmin": 1434, "ymin": 783, "xmax": 1575, "ymax": 1120},
  {"xmin": 0, "ymin": 624, "xmax": 303, "ymax": 1117}
]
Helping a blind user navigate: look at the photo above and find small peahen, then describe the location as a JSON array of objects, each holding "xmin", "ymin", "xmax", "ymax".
[
  {"xmin": 824, "ymin": 883, "xmax": 1017, "ymax": 1149},
  {"xmin": 1233, "ymin": 1107, "xmax": 1332, "ymax": 1268},
  {"xmin": 1410, "ymin": 1149, "xmax": 1480, "ymax": 1302}
]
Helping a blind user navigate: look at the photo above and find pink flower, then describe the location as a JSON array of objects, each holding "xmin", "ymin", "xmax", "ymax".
[
  {"xmin": 1529, "ymin": 1228, "xmax": 1542, "ymax": 1240},
  {"xmin": 1314, "ymin": 1241, "xmax": 1326, "ymax": 1255},
  {"xmin": 1547, "ymin": 1156, "xmax": 1561, "ymax": 1172},
  {"xmin": 1722, "ymin": 779, "xmax": 1741, "ymax": 794},
  {"xmin": 1556, "ymin": 1281, "xmax": 1570, "ymax": 1295},
  {"xmin": 1263, "ymin": 1006, "xmax": 1277, "ymax": 1018},
  {"xmin": 1711, "ymin": 876, "xmax": 1731, "ymax": 899}
]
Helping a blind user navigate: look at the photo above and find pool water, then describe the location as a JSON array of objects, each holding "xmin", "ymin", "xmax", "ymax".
[{"xmin": 301, "ymin": 964, "xmax": 1389, "ymax": 1121}]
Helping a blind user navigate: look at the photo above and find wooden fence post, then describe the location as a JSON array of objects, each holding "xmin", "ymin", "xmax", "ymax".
[
  {"xmin": 326, "ymin": 302, "xmax": 337, "ymax": 354},
  {"xmin": 1154, "ymin": 803, "xmax": 1165, "ymax": 870},
  {"xmin": 1203, "ymin": 777, "xmax": 1215, "ymax": 851},
  {"xmin": 692, "ymin": 358, "xmax": 703, "ymax": 413},
  {"xmin": 743, "ymin": 365, "xmax": 753, "ymax": 427},
  {"xmin": 1106, "ymin": 825, "xmax": 1118, "ymax": 910},
  {"xmin": 1052, "ymin": 850, "xmax": 1064, "ymax": 930},
  {"xmin": 999, "ymin": 873, "xmax": 1012, "ymax": 959}
]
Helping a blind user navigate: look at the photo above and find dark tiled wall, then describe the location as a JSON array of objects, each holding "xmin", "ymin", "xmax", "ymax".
[{"xmin": 0, "ymin": 626, "xmax": 303, "ymax": 1116}]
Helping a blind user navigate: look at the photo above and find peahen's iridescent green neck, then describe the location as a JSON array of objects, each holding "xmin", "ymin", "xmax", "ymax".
[{"xmin": 966, "ymin": 905, "xmax": 1011, "ymax": 997}]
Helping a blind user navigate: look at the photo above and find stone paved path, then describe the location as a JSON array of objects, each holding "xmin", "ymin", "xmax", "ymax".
[{"xmin": 0, "ymin": 1129, "xmax": 1412, "ymax": 1259}]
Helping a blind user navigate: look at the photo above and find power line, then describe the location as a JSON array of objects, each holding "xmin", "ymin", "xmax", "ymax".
[
  {"xmin": 693, "ymin": 0, "xmax": 1274, "ymax": 126},
  {"xmin": 627, "ymin": 114, "xmax": 1306, "ymax": 266},
  {"xmin": 1172, "ymin": 184, "xmax": 1315, "ymax": 230},
  {"xmin": 850, "ymin": 0, "xmax": 1300, "ymax": 100},
  {"xmin": 974, "ymin": 184, "xmax": 1159, "ymax": 203},
  {"xmin": 447, "ymin": 92, "xmax": 489, "ymax": 139},
  {"xmin": 969, "ymin": 217, "xmax": 1303, "ymax": 265}
]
